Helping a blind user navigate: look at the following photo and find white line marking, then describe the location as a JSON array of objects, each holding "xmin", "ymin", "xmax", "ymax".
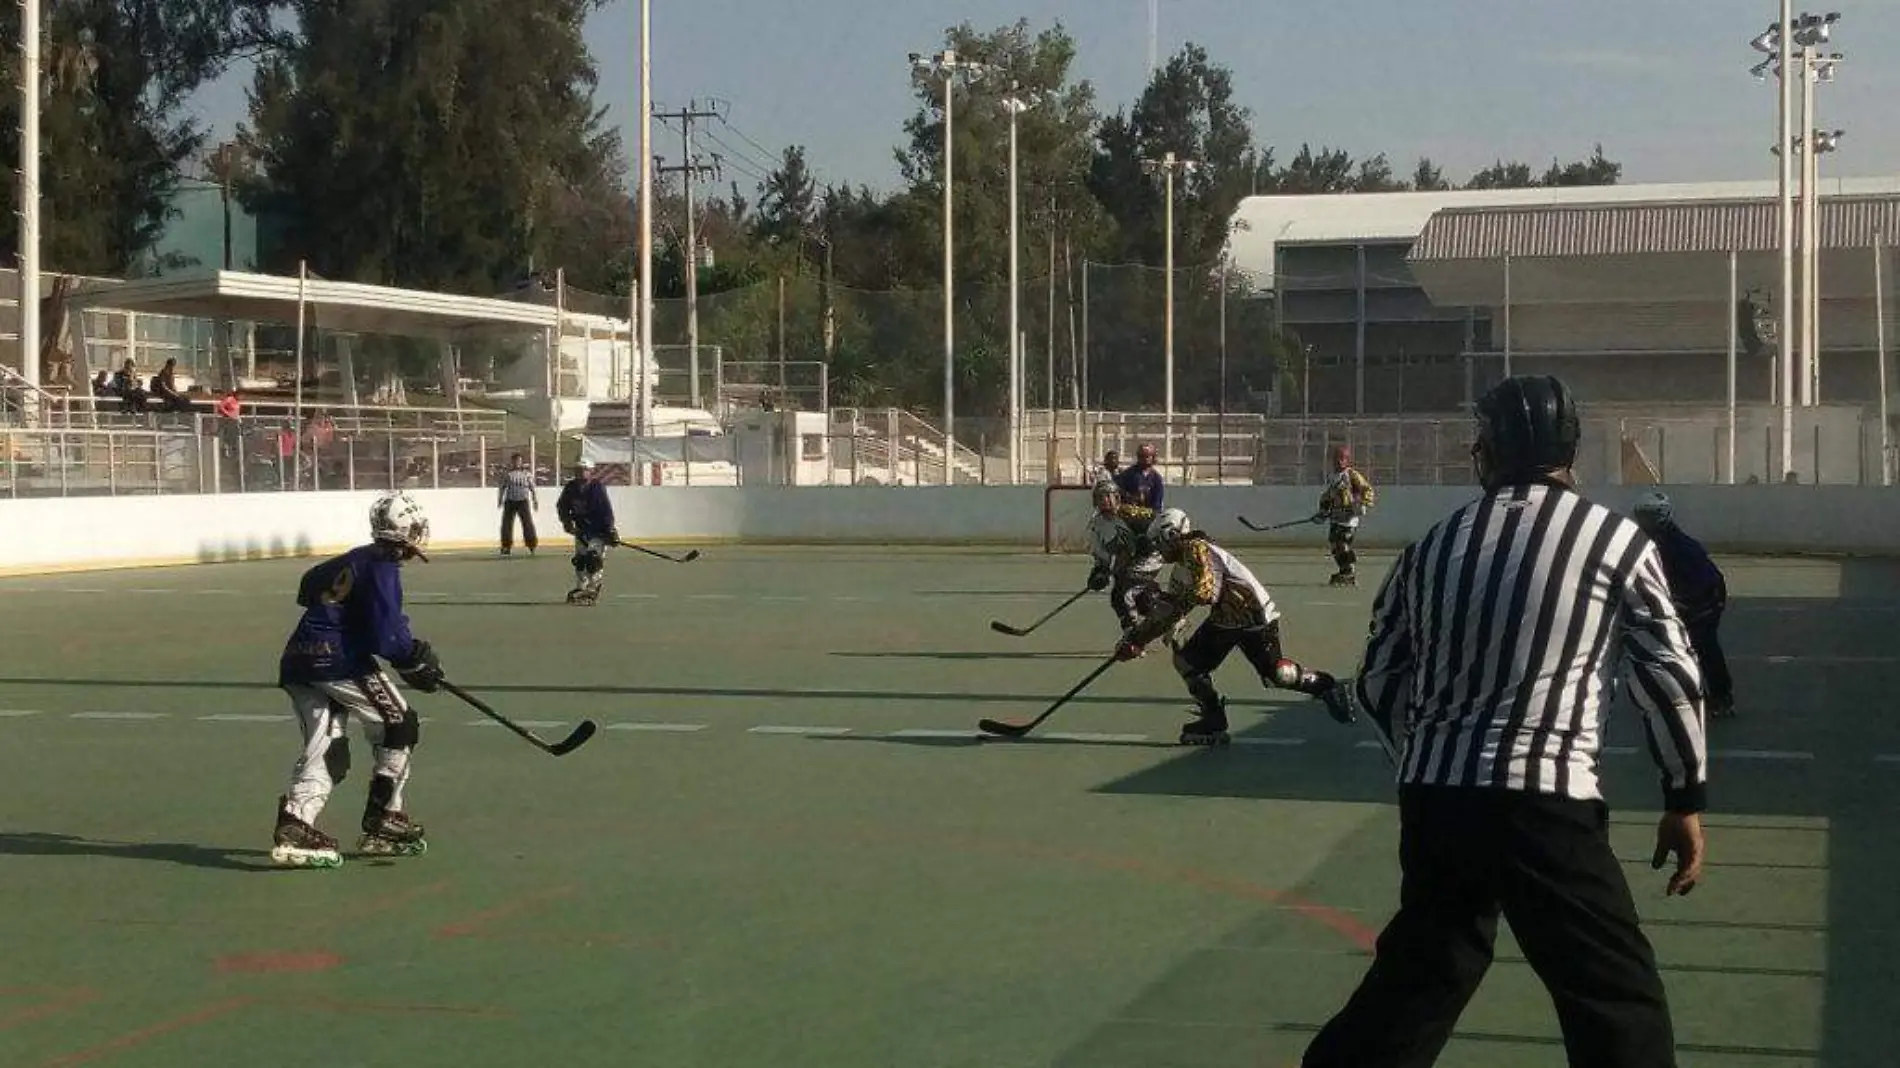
[
  {"xmin": 1603, "ymin": 745, "xmax": 1641, "ymax": 756},
  {"xmin": 71, "ymin": 711, "xmax": 165, "ymax": 720},
  {"xmin": 1041, "ymin": 731, "xmax": 1149, "ymax": 744},
  {"xmin": 1354, "ymin": 740, "xmax": 1386, "ymax": 749},
  {"xmin": 830, "ymin": 595, "xmax": 879, "ymax": 603},
  {"xmin": 1234, "ymin": 737, "xmax": 1308, "ymax": 748},
  {"xmin": 1875, "ymin": 754, "xmax": 1900, "ymax": 764},
  {"xmin": 605, "ymin": 722, "xmax": 708, "ymax": 733},
  {"xmin": 618, "ymin": 593, "xmax": 661, "ymax": 600},
  {"xmin": 1758, "ymin": 655, "xmax": 1896, "ymax": 664},
  {"xmin": 888, "ymin": 728, "xmax": 979, "ymax": 739},
  {"xmin": 0, "ymin": 709, "xmax": 44, "ymax": 718},
  {"xmin": 687, "ymin": 593, "xmax": 736, "ymax": 600},
  {"xmin": 199, "ymin": 714, "xmax": 284, "ymax": 722},
  {"xmin": 760, "ymin": 595, "xmax": 810, "ymax": 602},
  {"xmin": 1307, "ymin": 600, "xmax": 1354, "ymax": 607},
  {"xmin": 470, "ymin": 719, "xmax": 567, "ymax": 729},
  {"xmin": 1715, "ymin": 749, "xmax": 1815, "ymax": 761},
  {"xmin": 749, "ymin": 725, "xmax": 853, "ymax": 736}
]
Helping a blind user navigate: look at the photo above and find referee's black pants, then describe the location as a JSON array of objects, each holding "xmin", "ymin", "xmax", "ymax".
[
  {"xmin": 500, "ymin": 500, "xmax": 537, "ymax": 552},
  {"xmin": 1303, "ymin": 785, "xmax": 1679, "ymax": 1068}
]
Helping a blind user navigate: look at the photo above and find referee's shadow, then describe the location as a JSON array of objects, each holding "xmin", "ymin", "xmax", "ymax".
[{"xmin": 1094, "ymin": 584, "xmax": 1900, "ymax": 1067}]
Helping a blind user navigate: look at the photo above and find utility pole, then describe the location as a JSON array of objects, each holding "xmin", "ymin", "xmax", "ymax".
[
  {"xmin": 654, "ymin": 100, "xmax": 725, "ymax": 412},
  {"xmin": 1142, "ymin": 151, "xmax": 1199, "ymax": 434}
]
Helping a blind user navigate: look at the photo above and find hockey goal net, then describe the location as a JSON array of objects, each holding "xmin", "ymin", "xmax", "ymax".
[{"xmin": 1044, "ymin": 485, "xmax": 1099, "ymax": 555}]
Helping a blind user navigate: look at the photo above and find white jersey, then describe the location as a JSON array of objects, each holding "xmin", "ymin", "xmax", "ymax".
[
  {"xmin": 1165, "ymin": 537, "xmax": 1280, "ymax": 629},
  {"xmin": 1087, "ymin": 506, "xmax": 1162, "ymax": 578}
]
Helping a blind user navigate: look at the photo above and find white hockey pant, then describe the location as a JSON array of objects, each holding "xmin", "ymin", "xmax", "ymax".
[{"xmin": 283, "ymin": 673, "xmax": 415, "ymax": 826}]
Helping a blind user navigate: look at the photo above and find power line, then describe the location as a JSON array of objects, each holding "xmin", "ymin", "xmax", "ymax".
[{"xmin": 653, "ymin": 99, "xmax": 724, "ymax": 410}]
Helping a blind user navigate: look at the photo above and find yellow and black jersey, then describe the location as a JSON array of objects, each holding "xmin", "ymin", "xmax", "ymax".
[
  {"xmin": 1319, "ymin": 468, "xmax": 1376, "ymax": 521},
  {"xmin": 1163, "ymin": 536, "xmax": 1281, "ymax": 631}
]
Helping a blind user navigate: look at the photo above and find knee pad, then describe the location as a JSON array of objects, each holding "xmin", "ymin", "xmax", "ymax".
[
  {"xmin": 322, "ymin": 736, "xmax": 352, "ymax": 784},
  {"xmin": 381, "ymin": 714, "xmax": 419, "ymax": 750},
  {"xmin": 1270, "ymin": 658, "xmax": 1302, "ymax": 688}
]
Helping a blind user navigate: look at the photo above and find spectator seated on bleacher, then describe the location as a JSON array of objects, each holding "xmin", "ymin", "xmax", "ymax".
[
  {"xmin": 91, "ymin": 370, "xmax": 115, "ymax": 399},
  {"xmin": 110, "ymin": 360, "xmax": 148, "ymax": 414},
  {"xmin": 149, "ymin": 358, "xmax": 191, "ymax": 413}
]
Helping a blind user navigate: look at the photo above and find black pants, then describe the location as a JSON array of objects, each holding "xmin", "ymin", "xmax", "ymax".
[
  {"xmin": 1686, "ymin": 613, "xmax": 1731, "ymax": 706},
  {"xmin": 1327, "ymin": 523, "xmax": 1357, "ymax": 573},
  {"xmin": 1175, "ymin": 619, "xmax": 1331, "ymax": 717},
  {"xmin": 1303, "ymin": 786, "xmax": 1678, "ymax": 1068},
  {"xmin": 1110, "ymin": 571, "xmax": 1161, "ymax": 630},
  {"xmin": 500, "ymin": 500, "xmax": 537, "ymax": 551}
]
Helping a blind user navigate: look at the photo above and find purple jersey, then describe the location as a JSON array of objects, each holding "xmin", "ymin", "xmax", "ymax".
[{"xmin": 278, "ymin": 544, "xmax": 419, "ymax": 685}]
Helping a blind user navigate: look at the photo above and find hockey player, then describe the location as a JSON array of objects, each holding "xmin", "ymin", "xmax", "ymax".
[
  {"xmin": 1317, "ymin": 445, "xmax": 1375, "ymax": 586},
  {"xmin": 1634, "ymin": 490, "xmax": 1735, "ymax": 718},
  {"xmin": 1115, "ymin": 509, "xmax": 1355, "ymax": 744},
  {"xmin": 1084, "ymin": 479, "xmax": 1165, "ymax": 633},
  {"xmin": 556, "ymin": 458, "xmax": 618, "ymax": 605},
  {"xmin": 271, "ymin": 491, "xmax": 442, "ymax": 868}
]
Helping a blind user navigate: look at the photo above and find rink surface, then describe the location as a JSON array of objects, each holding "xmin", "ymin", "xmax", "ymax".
[{"xmin": 0, "ymin": 543, "xmax": 1895, "ymax": 1067}]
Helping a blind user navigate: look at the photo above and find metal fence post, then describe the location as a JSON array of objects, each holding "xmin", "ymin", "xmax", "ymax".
[{"xmin": 431, "ymin": 439, "xmax": 440, "ymax": 489}]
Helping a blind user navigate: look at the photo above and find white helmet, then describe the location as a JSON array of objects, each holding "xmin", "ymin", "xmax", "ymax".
[
  {"xmin": 1633, "ymin": 490, "xmax": 1672, "ymax": 527},
  {"xmin": 1149, "ymin": 508, "xmax": 1192, "ymax": 554},
  {"xmin": 370, "ymin": 491, "xmax": 431, "ymax": 559}
]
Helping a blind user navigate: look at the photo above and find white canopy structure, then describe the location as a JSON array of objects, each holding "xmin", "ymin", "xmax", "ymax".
[{"xmin": 67, "ymin": 268, "xmax": 652, "ymax": 432}]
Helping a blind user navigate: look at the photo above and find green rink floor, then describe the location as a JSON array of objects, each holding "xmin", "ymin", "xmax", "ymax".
[{"xmin": 1, "ymin": 545, "xmax": 1896, "ymax": 1067}]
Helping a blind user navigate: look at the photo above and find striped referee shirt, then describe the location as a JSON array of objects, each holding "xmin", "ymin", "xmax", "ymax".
[{"xmin": 1356, "ymin": 481, "xmax": 1708, "ymax": 813}]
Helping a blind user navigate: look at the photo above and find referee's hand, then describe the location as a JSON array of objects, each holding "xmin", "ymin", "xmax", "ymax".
[{"xmin": 1652, "ymin": 812, "xmax": 1705, "ymax": 896}]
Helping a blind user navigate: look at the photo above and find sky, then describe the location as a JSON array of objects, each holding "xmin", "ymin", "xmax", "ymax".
[{"xmin": 184, "ymin": 0, "xmax": 1900, "ymax": 196}]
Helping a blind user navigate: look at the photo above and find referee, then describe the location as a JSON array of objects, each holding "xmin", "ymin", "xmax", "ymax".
[
  {"xmin": 497, "ymin": 452, "xmax": 539, "ymax": 555},
  {"xmin": 1302, "ymin": 374, "xmax": 1708, "ymax": 1068}
]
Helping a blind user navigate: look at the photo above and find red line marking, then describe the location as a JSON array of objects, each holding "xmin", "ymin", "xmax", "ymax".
[
  {"xmin": 433, "ymin": 885, "xmax": 576, "ymax": 939},
  {"xmin": 36, "ymin": 996, "xmax": 254, "ymax": 1068},
  {"xmin": 0, "ymin": 987, "xmax": 97, "ymax": 1033}
]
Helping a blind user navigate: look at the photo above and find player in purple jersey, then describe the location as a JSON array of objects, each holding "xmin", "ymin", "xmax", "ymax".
[{"xmin": 270, "ymin": 492, "xmax": 444, "ymax": 868}]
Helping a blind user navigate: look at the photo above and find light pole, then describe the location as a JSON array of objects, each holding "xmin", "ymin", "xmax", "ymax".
[
  {"xmin": 1002, "ymin": 84, "xmax": 1038, "ymax": 484},
  {"xmin": 910, "ymin": 48, "xmax": 989, "ymax": 484},
  {"xmin": 18, "ymin": 0, "xmax": 42, "ymax": 403},
  {"xmin": 633, "ymin": 0, "xmax": 654, "ymax": 453},
  {"xmin": 1752, "ymin": 5, "xmax": 1798, "ymax": 475},
  {"xmin": 1793, "ymin": 13, "xmax": 1841, "ymax": 407},
  {"xmin": 1142, "ymin": 151, "xmax": 1199, "ymax": 429}
]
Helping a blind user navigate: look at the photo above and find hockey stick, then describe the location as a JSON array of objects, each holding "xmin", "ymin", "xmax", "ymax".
[
  {"xmin": 611, "ymin": 538, "xmax": 700, "ymax": 564},
  {"xmin": 1237, "ymin": 513, "xmax": 1324, "ymax": 533},
  {"xmin": 439, "ymin": 680, "xmax": 597, "ymax": 756},
  {"xmin": 977, "ymin": 655, "xmax": 1120, "ymax": 739},
  {"xmin": 989, "ymin": 587, "xmax": 1093, "ymax": 637}
]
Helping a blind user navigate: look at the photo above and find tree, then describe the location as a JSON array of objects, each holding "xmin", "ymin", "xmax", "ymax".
[
  {"xmin": 1541, "ymin": 144, "xmax": 1621, "ymax": 187},
  {"xmin": 0, "ymin": 1, "xmax": 276, "ymax": 275},
  {"xmin": 1465, "ymin": 160, "xmax": 1539, "ymax": 190},
  {"xmin": 754, "ymin": 146, "xmax": 817, "ymax": 250},
  {"xmin": 1410, "ymin": 158, "xmax": 1451, "ymax": 192},
  {"xmin": 241, "ymin": 0, "xmax": 622, "ymax": 295}
]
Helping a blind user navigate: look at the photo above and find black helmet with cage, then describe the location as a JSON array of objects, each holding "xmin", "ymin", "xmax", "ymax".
[{"xmin": 1471, "ymin": 374, "xmax": 1581, "ymax": 491}]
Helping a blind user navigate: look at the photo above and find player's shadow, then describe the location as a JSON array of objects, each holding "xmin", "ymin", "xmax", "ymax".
[
  {"xmin": 0, "ymin": 832, "xmax": 278, "ymax": 872},
  {"xmin": 828, "ymin": 650, "xmax": 1104, "ymax": 661}
]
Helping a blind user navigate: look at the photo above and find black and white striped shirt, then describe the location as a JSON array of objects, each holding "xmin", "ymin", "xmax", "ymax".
[{"xmin": 1356, "ymin": 482, "xmax": 1708, "ymax": 812}]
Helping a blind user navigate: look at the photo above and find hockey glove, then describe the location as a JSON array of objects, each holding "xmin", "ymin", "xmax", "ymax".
[
  {"xmin": 397, "ymin": 639, "xmax": 444, "ymax": 693},
  {"xmin": 1087, "ymin": 566, "xmax": 1111, "ymax": 592}
]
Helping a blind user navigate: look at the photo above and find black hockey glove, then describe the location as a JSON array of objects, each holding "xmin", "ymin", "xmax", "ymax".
[
  {"xmin": 397, "ymin": 639, "xmax": 444, "ymax": 693},
  {"xmin": 1087, "ymin": 566, "xmax": 1111, "ymax": 592}
]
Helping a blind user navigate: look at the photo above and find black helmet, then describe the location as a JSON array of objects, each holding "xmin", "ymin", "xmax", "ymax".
[{"xmin": 1473, "ymin": 374, "xmax": 1580, "ymax": 488}]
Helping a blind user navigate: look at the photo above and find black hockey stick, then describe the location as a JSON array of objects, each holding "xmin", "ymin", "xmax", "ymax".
[
  {"xmin": 989, "ymin": 587, "xmax": 1093, "ymax": 637},
  {"xmin": 977, "ymin": 655, "xmax": 1120, "ymax": 739},
  {"xmin": 1237, "ymin": 513, "xmax": 1324, "ymax": 532},
  {"xmin": 439, "ymin": 680, "xmax": 597, "ymax": 756},
  {"xmin": 612, "ymin": 538, "xmax": 701, "ymax": 564}
]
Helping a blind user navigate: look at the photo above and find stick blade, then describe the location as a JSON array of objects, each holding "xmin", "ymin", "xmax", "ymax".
[
  {"xmin": 976, "ymin": 717, "xmax": 1032, "ymax": 739},
  {"xmin": 680, "ymin": 550, "xmax": 701, "ymax": 563},
  {"xmin": 547, "ymin": 719, "xmax": 598, "ymax": 755},
  {"xmin": 989, "ymin": 620, "xmax": 1030, "ymax": 637}
]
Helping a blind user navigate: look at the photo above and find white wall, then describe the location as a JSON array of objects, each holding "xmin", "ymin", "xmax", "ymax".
[{"xmin": 2, "ymin": 483, "xmax": 1898, "ymax": 576}]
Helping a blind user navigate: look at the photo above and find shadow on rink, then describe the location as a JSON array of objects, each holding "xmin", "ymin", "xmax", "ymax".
[
  {"xmin": 1080, "ymin": 557, "xmax": 1900, "ymax": 1067},
  {"xmin": 0, "ymin": 832, "xmax": 278, "ymax": 872}
]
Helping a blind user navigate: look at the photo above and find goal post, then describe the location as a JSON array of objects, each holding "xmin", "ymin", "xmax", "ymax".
[{"xmin": 1043, "ymin": 484, "xmax": 1098, "ymax": 554}]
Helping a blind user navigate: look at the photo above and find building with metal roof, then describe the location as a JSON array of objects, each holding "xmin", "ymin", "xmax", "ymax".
[{"xmin": 1224, "ymin": 178, "xmax": 1900, "ymax": 423}]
